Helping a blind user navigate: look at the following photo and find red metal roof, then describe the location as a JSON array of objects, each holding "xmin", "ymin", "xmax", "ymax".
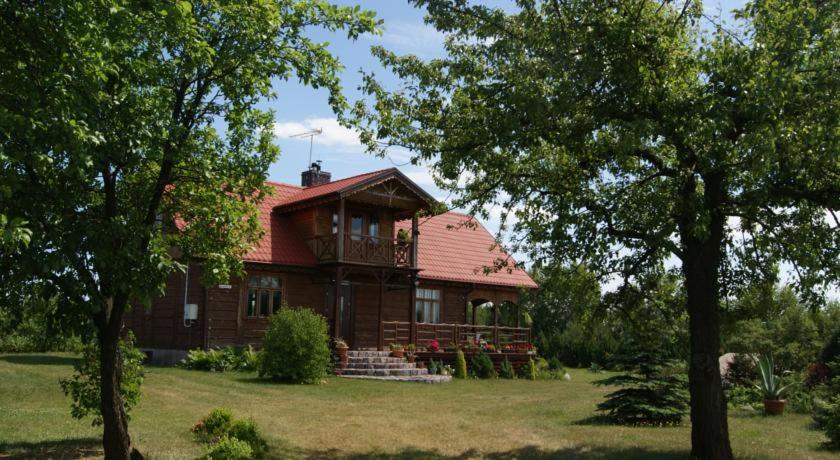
[
  {"xmin": 396, "ymin": 212, "xmax": 538, "ymax": 289},
  {"xmin": 243, "ymin": 181, "xmax": 317, "ymax": 267},
  {"xmin": 272, "ymin": 168, "xmax": 394, "ymax": 210},
  {"xmin": 242, "ymin": 174, "xmax": 537, "ymax": 290}
]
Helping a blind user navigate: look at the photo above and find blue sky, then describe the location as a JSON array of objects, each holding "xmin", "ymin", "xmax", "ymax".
[{"xmin": 266, "ymin": 1, "xmax": 748, "ymax": 235}]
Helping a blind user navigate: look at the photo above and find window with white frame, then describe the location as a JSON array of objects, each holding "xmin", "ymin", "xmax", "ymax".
[
  {"xmin": 415, "ymin": 288, "xmax": 441, "ymax": 323},
  {"xmin": 246, "ymin": 275, "xmax": 282, "ymax": 318}
]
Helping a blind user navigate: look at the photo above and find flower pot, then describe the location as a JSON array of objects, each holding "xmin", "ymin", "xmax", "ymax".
[
  {"xmin": 336, "ymin": 346, "xmax": 349, "ymax": 369},
  {"xmin": 763, "ymin": 399, "xmax": 785, "ymax": 415},
  {"xmin": 407, "ymin": 355, "xmax": 415, "ymax": 363},
  {"xmin": 391, "ymin": 349, "xmax": 404, "ymax": 359}
]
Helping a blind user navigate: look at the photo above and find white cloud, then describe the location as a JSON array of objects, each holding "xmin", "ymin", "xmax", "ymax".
[
  {"xmin": 273, "ymin": 117, "xmax": 362, "ymax": 151},
  {"xmin": 369, "ymin": 20, "xmax": 446, "ymax": 56},
  {"xmin": 402, "ymin": 168, "xmax": 437, "ymax": 187}
]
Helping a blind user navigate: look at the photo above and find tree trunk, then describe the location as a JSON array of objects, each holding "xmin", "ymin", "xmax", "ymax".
[
  {"xmin": 680, "ymin": 172, "xmax": 733, "ymax": 459},
  {"xmin": 96, "ymin": 295, "xmax": 141, "ymax": 460}
]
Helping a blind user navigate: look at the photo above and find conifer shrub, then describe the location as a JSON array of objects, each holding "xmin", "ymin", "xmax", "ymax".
[
  {"xmin": 471, "ymin": 350, "xmax": 496, "ymax": 378},
  {"xmin": 593, "ymin": 348, "xmax": 689, "ymax": 426},
  {"xmin": 499, "ymin": 357, "xmax": 516, "ymax": 379},
  {"xmin": 454, "ymin": 350, "xmax": 468, "ymax": 379},
  {"xmin": 258, "ymin": 307, "xmax": 330, "ymax": 383},
  {"xmin": 520, "ymin": 358, "xmax": 538, "ymax": 380}
]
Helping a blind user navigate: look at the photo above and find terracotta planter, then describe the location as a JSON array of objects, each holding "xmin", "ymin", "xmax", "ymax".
[
  {"xmin": 764, "ymin": 399, "xmax": 786, "ymax": 415},
  {"xmin": 336, "ymin": 346, "xmax": 349, "ymax": 369},
  {"xmin": 407, "ymin": 355, "xmax": 415, "ymax": 363},
  {"xmin": 391, "ymin": 349, "xmax": 404, "ymax": 359}
]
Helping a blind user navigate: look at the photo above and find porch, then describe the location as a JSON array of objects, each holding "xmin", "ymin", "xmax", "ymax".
[{"xmin": 379, "ymin": 321, "xmax": 533, "ymax": 352}]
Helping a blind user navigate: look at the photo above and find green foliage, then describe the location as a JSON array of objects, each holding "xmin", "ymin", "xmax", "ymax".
[
  {"xmin": 470, "ymin": 351, "xmax": 496, "ymax": 379},
  {"xmin": 426, "ymin": 358, "xmax": 440, "ymax": 375},
  {"xmin": 521, "ymin": 358, "xmax": 538, "ymax": 381},
  {"xmin": 756, "ymin": 354, "xmax": 791, "ymax": 401},
  {"xmin": 59, "ymin": 332, "xmax": 144, "ymax": 426},
  {"xmin": 454, "ymin": 350, "xmax": 468, "ymax": 379},
  {"xmin": 258, "ymin": 308, "xmax": 330, "ymax": 384},
  {"xmin": 180, "ymin": 346, "xmax": 258, "ymax": 373},
  {"xmin": 202, "ymin": 435, "xmax": 254, "ymax": 460},
  {"xmin": 193, "ymin": 408, "xmax": 267, "ymax": 457},
  {"xmin": 193, "ymin": 408, "xmax": 234, "ymax": 442},
  {"xmin": 723, "ymin": 354, "xmax": 758, "ymax": 388},
  {"xmin": 723, "ymin": 284, "xmax": 823, "ymax": 373},
  {"xmin": 822, "ymin": 330, "xmax": 840, "ymax": 375},
  {"xmin": 594, "ymin": 349, "xmax": 689, "ymax": 426},
  {"xmin": 1, "ymin": 1, "xmax": 378, "ymax": 454},
  {"xmin": 499, "ymin": 357, "xmax": 515, "ymax": 379},
  {"xmin": 725, "ymin": 385, "xmax": 762, "ymax": 410}
]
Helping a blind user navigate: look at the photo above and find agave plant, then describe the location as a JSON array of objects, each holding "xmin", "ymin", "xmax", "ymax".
[{"xmin": 756, "ymin": 354, "xmax": 790, "ymax": 401}]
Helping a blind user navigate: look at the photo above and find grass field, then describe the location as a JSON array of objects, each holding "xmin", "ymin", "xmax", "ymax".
[{"xmin": 0, "ymin": 353, "xmax": 834, "ymax": 459}]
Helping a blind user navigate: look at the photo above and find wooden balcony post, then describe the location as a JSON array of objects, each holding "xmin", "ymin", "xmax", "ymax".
[
  {"xmin": 410, "ymin": 214, "xmax": 419, "ymax": 268},
  {"xmin": 333, "ymin": 266, "xmax": 342, "ymax": 339},
  {"xmin": 337, "ymin": 198, "xmax": 345, "ymax": 262}
]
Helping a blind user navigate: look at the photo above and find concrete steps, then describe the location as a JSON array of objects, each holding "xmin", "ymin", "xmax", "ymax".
[{"xmin": 336, "ymin": 350, "xmax": 451, "ymax": 383}]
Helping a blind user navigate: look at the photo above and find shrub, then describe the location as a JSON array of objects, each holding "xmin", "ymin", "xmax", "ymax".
[
  {"xmin": 815, "ymin": 394, "xmax": 840, "ymax": 448},
  {"xmin": 180, "ymin": 346, "xmax": 259, "ymax": 373},
  {"xmin": 521, "ymin": 358, "xmax": 538, "ymax": 380},
  {"xmin": 258, "ymin": 307, "xmax": 330, "ymax": 384},
  {"xmin": 471, "ymin": 350, "xmax": 496, "ymax": 379},
  {"xmin": 499, "ymin": 357, "xmax": 515, "ymax": 379},
  {"xmin": 547, "ymin": 356, "xmax": 564, "ymax": 371},
  {"xmin": 725, "ymin": 384, "xmax": 762, "ymax": 410},
  {"xmin": 202, "ymin": 435, "xmax": 253, "ymax": 460},
  {"xmin": 822, "ymin": 330, "xmax": 840, "ymax": 377},
  {"xmin": 454, "ymin": 350, "xmax": 468, "ymax": 379},
  {"xmin": 193, "ymin": 408, "xmax": 268, "ymax": 457},
  {"xmin": 59, "ymin": 332, "xmax": 144, "ymax": 426},
  {"xmin": 228, "ymin": 418, "xmax": 268, "ymax": 456},
  {"xmin": 594, "ymin": 348, "xmax": 689, "ymax": 426},
  {"xmin": 723, "ymin": 354, "xmax": 758, "ymax": 388},
  {"xmin": 192, "ymin": 407, "xmax": 234, "ymax": 442}
]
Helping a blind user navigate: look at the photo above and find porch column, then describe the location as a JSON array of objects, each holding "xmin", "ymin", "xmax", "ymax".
[
  {"xmin": 337, "ymin": 198, "xmax": 345, "ymax": 262},
  {"xmin": 377, "ymin": 270, "xmax": 385, "ymax": 350},
  {"xmin": 333, "ymin": 266, "xmax": 342, "ymax": 338},
  {"xmin": 493, "ymin": 303, "xmax": 500, "ymax": 348},
  {"xmin": 410, "ymin": 214, "xmax": 419, "ymax": 268},
  {"xmin": 409, "ymin": 274, "xmax": 417, "ymax": 345},
  {"xmin": 516, "ymin": 303, "xmax": 521, "ymax": 328}
]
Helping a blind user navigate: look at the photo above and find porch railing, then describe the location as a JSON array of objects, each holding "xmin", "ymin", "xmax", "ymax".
[
  {"xmin": 380, "ymin": 321, "xmax": 532, "ymax": 350},
  {"xmin": 304, "ymin": 233, "xmax": 413, "ymax": 267}
]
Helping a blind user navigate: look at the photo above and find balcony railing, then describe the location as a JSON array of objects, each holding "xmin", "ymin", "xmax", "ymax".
[
  {"xmin": 305, "ymin": 233, "xmax": 413, "ymax": 267},
  {"xmin": 380, "ymin": 321, "xmax": 532, "ymax": 351}
]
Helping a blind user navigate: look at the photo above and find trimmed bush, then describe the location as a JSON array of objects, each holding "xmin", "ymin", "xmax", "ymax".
[
  {"xmin": 258, "ymin": 307, "xmax": 330, "ymax": 384},
  {"xmin": 471, "ymin": 350, "xmax": 496, "ymax": 379},
  {"xmin": 454, "ymin": 350, "xmax": 468, "ymax": 379},
  {"xmin": 499, "ymin": 357, "xmax": 515, "ymax": 379},
  {"xmin": 521, "ymin": 358, "xmax": 538, "ymax": 380},
  {"xmin": 202, "ymin": 435, "xmax": 253, "ymax": 460},
  {"xmin": 228, "ymin": 418, "xmax": 268, "ymax": 456}
]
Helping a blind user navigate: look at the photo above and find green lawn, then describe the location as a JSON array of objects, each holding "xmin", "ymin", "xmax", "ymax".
[{"xmin": 0, "ymin": 353, "xmax": 834, "ymax": 459}]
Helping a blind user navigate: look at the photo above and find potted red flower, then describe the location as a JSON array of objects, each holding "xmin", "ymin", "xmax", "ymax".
[{"xmin": 427, "ymin": 340, "xmax": 439, "ymax": 352}]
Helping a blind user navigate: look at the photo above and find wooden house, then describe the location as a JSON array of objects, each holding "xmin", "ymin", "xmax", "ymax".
[{"xmin": 125, "ymin": 165, "xmax": 537, "ymax": 362}]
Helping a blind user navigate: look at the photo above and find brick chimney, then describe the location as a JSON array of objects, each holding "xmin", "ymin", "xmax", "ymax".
[{"xmin": 301, "ymin": 161, "xmax": 331, "ymax": 187}]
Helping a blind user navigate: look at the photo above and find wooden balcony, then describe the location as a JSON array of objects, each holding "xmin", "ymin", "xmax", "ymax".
[
  {"xmin": 380, "ymin": 321, "xmax": 533, "ymax": 351},
  {"xmin": 305, "ymin": 233, "xmax": 414, "ymax": 267}
]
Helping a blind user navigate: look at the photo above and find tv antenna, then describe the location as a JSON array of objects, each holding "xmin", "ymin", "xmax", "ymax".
[{"xmin": 290, "ymin": 128, "xmax": 323, "ymax": 166}]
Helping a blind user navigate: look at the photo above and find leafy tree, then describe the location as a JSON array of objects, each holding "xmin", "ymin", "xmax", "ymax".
[
  {"xmin": 0, "ymin": 1, "xmax": 378, "ymax": 457},
  {"xmin": 352, "ymin": 1, "xmax": 839, "ymax": 456},
  {"xmin": 594, "ymin": 347, "xmax": 689, "ymax": 426}
]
